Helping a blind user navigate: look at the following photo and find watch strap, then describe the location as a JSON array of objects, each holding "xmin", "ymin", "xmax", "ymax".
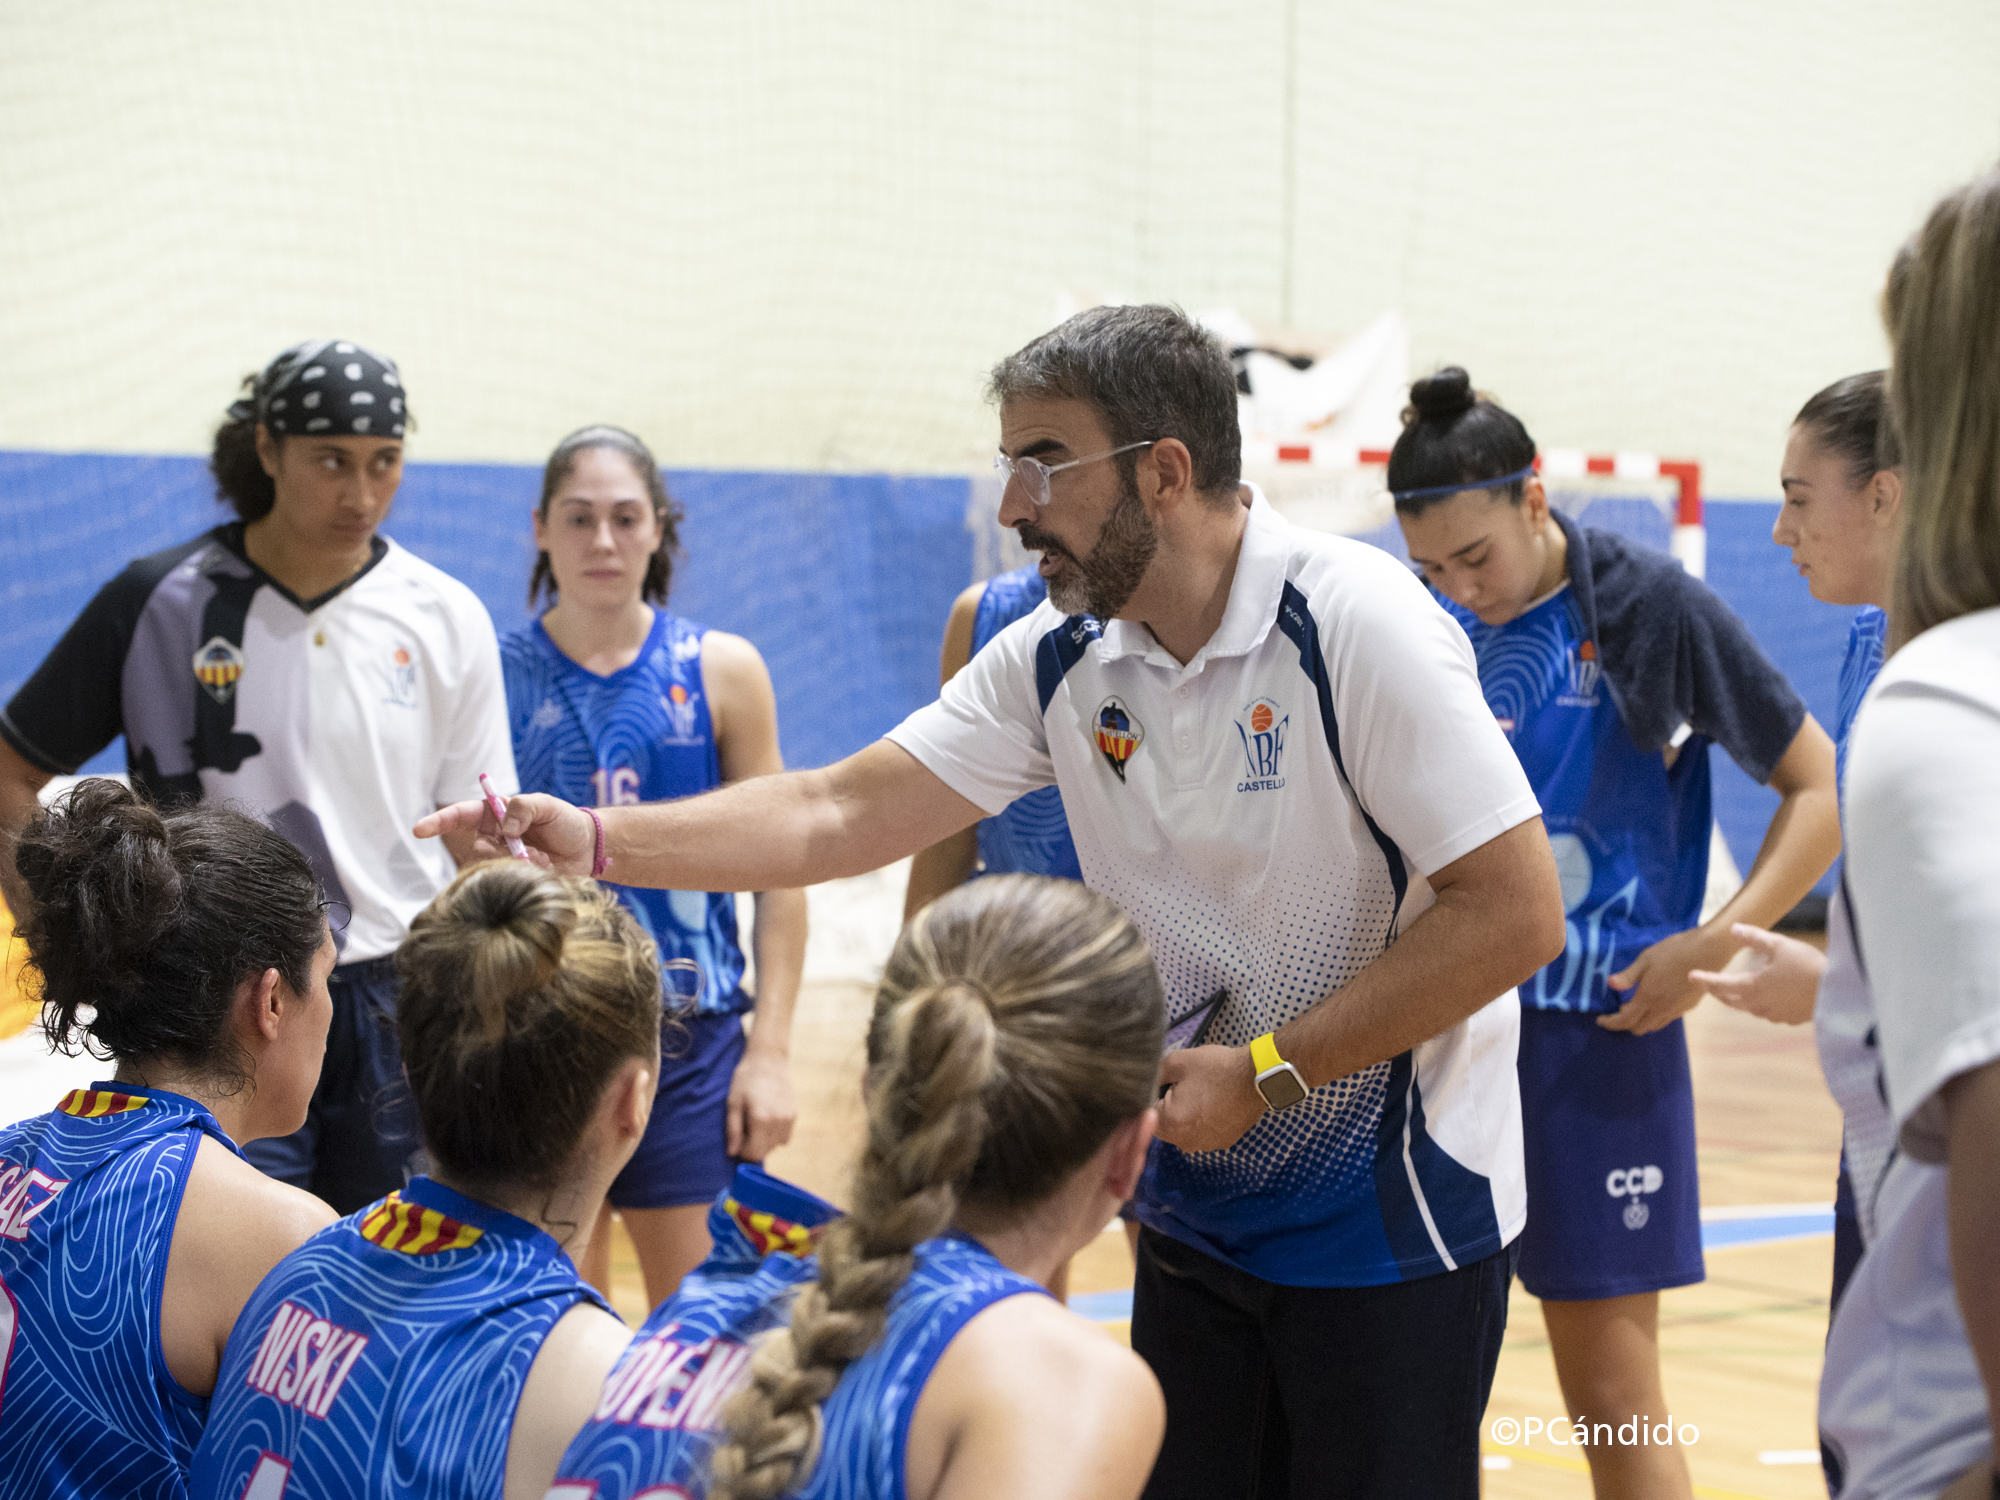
[{"xmin": 1251, "ymin": 1032, "xmax": 1285, "ymax": 1075}]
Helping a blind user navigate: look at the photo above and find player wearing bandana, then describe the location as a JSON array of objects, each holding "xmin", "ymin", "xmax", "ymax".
[{"xmin": 0, "ymin": 339, "xmax": 515, "ymax": 1213}]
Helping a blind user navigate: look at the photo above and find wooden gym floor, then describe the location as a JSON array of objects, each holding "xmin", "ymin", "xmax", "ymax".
[{"xmin": 602, "ymin": 978, "xmax": 1842, "ymax": 1500}]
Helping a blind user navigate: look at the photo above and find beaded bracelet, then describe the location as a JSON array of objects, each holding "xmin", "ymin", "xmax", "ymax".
[{"xmin": 582, "ymin": 805, "xmax": 610, "ymax": 877}]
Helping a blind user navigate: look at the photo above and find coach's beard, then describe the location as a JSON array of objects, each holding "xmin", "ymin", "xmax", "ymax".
[{"xmin": 1018, "ymin": 481, "xmax": 1158, "ymax": 620}]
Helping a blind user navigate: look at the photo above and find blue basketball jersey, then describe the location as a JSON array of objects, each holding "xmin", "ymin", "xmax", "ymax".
[
  {"xmin": 504, "ymin": 611, "xmax": 750, "ymax": 1014},
  {"xmin": 1834, "ymin": 605, "xmax": 1887, "ymax": 800},
  {"xmin": 189, "ymin": 1175, "xmax": 613, "ymax": 1500},
  {"xmin": 551, "ymin": 1175, "xmax": 1046, "ymax": 1500},
  {"xmin": 0, "ymin": 1084, "xmax": 241, "ymax": 1500},
  {"xmin": 549, "ymin": 1163, "xmax": 839, "ymax": 1499},
  {"xmin": 969, "ymin": 568, "xmax": 1082, "ymax": 883},
  {"xmin": 1444, "ymin": 585, "xmax": 1712, "ymax": 1013}
]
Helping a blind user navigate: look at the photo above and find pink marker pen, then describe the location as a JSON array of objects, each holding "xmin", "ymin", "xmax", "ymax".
[{"xmin": 478, "ymin": 772, "xmax": 532, "ymax": 860}]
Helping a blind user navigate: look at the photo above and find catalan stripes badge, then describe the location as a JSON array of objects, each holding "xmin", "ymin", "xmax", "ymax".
[
  {"xmin": 57, "ymin": 1088, "xmax": 150, "ymax": 1119},
  {"xmin": 192, "ymin": 636, "xmax": 247, "ymax": 705},
  {"xmin": 359, "ymin": 1192, "xmax": 483, "ymax": 1255},
  {"xmin": 725, "ymin": 1195, "xmax": 823, "ymax": 1258},
  {"xmin": 1092, "ymin": 696, "xmax": 1144, "ymax": 783}
]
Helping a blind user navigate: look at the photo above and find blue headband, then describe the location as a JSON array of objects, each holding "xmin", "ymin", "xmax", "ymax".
[{"xmin": 1390, "ymin": 464, "xmax": 1536, "ymax": 503}]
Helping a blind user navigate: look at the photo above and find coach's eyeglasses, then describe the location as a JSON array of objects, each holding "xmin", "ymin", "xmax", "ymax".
[{"xmin": 992, "ymin": 440, "xmax": 1155, "ymax": 507}]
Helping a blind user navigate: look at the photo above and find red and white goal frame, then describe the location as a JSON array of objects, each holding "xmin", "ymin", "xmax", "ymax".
[{"xmin": 1241, "ymin": 439, "xmax": 1706, "ymax": 580}]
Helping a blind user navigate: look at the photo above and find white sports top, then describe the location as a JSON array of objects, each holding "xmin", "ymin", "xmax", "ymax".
[{"xmin": 888, "ymin": 494, "xmax": 1540, "ymax": 1286}]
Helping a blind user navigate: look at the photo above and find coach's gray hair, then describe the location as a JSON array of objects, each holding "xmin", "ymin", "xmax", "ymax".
[{"xmin": 988, "ymin": 304, "xmax": 1242, "ymax": 503}]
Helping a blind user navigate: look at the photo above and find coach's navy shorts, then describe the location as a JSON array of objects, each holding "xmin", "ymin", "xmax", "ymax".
[
  {"xmin": 1515, "ymin": 1008, "xmax": 1704, "ymax": 1302},
  {"xmin": 607, "ymin": 1009, "xmax": 748, "ymax": 1211}
]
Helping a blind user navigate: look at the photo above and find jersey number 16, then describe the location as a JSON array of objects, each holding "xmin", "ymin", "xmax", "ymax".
[{"xmin": 590, "ymin": 768, "xmax": 642, "ymax": 807}]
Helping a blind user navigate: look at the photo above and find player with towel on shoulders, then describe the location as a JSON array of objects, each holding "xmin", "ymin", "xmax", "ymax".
[
  {"xmin": 425, "ymin": 304, "xmax": 1568, "ymax": 1499},
  {"xmin": 0, "ymin": 779, "xmax": 339, "ymax": 1500},
  {"xmin": 502, "ymin": 424, "xmax": 806, "ymax": 1309},
  {"xmin": 1391, "ymin": 368, "xmax": 1840, "ymax": 1500},
  {"xmin": 0, "ymin": 338, "xmax": 518, "ymax": 1215},
  {"xmin": 189, "ymin": 859, "xmax": 659, "ymax": 1500},
  {"xmin": 548, "ymin": 874, "xmax": 1165, "ymax": 1500}
]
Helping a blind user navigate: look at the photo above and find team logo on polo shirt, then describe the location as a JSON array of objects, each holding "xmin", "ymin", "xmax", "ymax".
[
  {"xmin": 193, "ymin": 637, "xmax": 246, "ymax": 704},
  {"xmin": 379, "ymin": 644, "xmax": 419, "ymax": 709},
  {"xmin": 1093, "ymin": 697, "xmax": 1143, "ymax": 782},
  {"xmin": 1234, "ymin": 697, "xmax": 1288, "ymax": 792}
]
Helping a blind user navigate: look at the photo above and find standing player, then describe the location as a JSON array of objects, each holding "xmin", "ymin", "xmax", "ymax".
[
  {"xmin": 1817, "ymin": 175, "xmax": 2000, "ymax": 1500},
  {"xmin": 1391, "ymin": 368, "xmax": 1841, "ymax": 1500},
  {"xmin": 0, "ymin": 339, "xmax": 516, "ymax": 1214},
  {"xmin": 552, "ymin": 875, "xmax": 1166, "ymax": 1500},
  {"xmin": 503, "ymin": 425, "xmax": 806, "ymax": 1308},
  {"xmin": 0, "ymin": 780, "xmax": 338, "ymax": 1500},
  {"xmin": 425, "ymin": 305, "xmax": 1567, "ymax": 1499},
  {"xmin": 902, "ymin": 564, "xmax": 1082, "ymax": 918},
  {"xmin": 1687, "ymin": 371, "xmax": 1903, "ymax": 1317},
  {"xmin": 188, "ymin": 860, "xmax": 658, "ymax": 1500}
]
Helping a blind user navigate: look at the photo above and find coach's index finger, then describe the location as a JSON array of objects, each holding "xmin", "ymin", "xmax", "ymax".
[{"xmin": 413, "ymin": 800, "xmax": 487, "ymax": 839}]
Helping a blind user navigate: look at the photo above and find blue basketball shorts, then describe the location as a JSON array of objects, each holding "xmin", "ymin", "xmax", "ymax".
[
  {"xmin": 1514, "ymin": 1008, "xmax": 1705, "ymax": 1302},
  {"xmin": 607, "ymin": 1009, "xmax": 748, "ymax": 1211}
]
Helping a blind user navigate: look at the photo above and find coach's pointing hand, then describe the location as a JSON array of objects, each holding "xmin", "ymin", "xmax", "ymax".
[
  {"xmin": 1157, "ymin": 1044, "xmax": 1268, "ymax": 1153},
  {"xmin": 415, "ymin": 793, "xmax": 600, "ymax": 875}
]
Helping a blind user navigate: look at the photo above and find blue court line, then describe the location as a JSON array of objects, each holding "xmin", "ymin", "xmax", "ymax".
[{"xmin": 1066, "ymin": 1206, "xmax": 1836, "ymax": 1321}]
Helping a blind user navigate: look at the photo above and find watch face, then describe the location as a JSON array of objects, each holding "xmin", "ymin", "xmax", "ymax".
[{"xmin": 1256, "ymin": 1065, "xmax": 1309, "ymax": 1110}]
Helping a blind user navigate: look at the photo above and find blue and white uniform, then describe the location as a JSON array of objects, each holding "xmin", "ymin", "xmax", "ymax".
[
  {"xmin": 1818, "ymin": 602, "xmax": 1890, "ymax": 1313},
  {"xmin": 0, "ymin": 1084, "xmax": 242, "ymax": 1500},
  {"xmin": 189, "ymin": 1175, "xmax": 613, "ymax": 1500},
  {"xmin": 548, "ymin": 1164, "xmax": 837, "ymax": 1498},
  {"xmin": 504, "ymin": 610, "xmax": 752, "ymax": 1209},
  {"xmin": 890, "ymin": 493, "xmax": 1540, "ymax": 1288},
  {"xmin": 1439, "ymin": 512, "xmax": 1806, "ymax": 1300},
  {"xmin": 552, "ymin": 1166, "xmax": 1045, "ymax": 1500},
  {"xmin": 968, "ymin": 568, "xmax": 1082, "ymax": 882}
]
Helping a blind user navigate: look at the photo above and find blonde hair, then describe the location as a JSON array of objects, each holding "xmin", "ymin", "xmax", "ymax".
[
  {"xmin": 394, "ymin": 860, "xmax": 663, "ymax": 1191},
  {"xmin": 708, "ymin": 875, "xmax": 1164, "ymax": 1500},
  {"xmin": 1885, "ymin": 168, "xmax": 2000, "ymax": 648}
]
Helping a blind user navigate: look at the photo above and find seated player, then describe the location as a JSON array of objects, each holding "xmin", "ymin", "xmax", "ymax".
[
  {"xmin": 189, "ymin": 860, "xmax": 660, "ymax": 1500},
  {"xmin": 1392, "ymin": 368, "xmax": 1840, "ymax": 1500},
  {"xmin": 505, "ymin": 423, "xmax": 806, "ymax": 1309},
  {"xmin": 550, "ymin": 874, "xmax": 1167, "ymax": 1500},
  {"xmin": 0, "ymin": 779, "xmax": 339, "ymax": 1500}
]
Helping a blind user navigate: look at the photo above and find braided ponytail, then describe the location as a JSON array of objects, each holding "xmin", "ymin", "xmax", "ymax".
[{"xmin": 709, "ymin": 875, "xmax": 1164, "ymax": 1499}]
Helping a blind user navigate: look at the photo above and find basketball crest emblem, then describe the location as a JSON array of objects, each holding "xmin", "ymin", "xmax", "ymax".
[
  {"xmin": 192, "ymin": 636, "xmax": 246, "ymax": 704},
  {"xmin": 1092, "ymin": 696, "xmax": 1143, "ymax": 783}
]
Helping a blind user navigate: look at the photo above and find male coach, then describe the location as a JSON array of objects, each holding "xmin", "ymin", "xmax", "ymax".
[{"xmin": 423, "ymin": 305, "xmax": 1564, "ymax": 1498}]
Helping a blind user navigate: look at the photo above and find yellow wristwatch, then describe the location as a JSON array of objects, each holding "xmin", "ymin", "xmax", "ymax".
[{"xmin": 1251, "ymin": 1032, "xmax": 1309, "ymax": 1110}]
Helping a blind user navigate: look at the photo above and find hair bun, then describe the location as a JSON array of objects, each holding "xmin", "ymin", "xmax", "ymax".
[
  {"xmin": 1409, "ymin": 367, "xmax": 1476, "ymax": 423},
  {"xmin": 445, "ymin": 862, "xmax": 577, "ymax": 1040}
]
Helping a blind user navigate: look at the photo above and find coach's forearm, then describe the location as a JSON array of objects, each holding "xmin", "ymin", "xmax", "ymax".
[
  {"xmin": 598, "ymin": 740, "xmax": 982, "ymax": 893},
  {"xmin": 1276, "ymin": 818, "xmax": 1565, "ymax": 1088}
]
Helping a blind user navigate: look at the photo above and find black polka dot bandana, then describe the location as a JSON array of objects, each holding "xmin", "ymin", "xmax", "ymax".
[{"xmin": 231, "ymin": 338, "xmax": 410, "ymax": 439}]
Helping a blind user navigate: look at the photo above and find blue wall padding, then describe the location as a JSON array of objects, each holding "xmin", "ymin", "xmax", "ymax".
[
  {"xmin": 1699, "ymin": 500, "xmax": 1861, "ymax": 898},
  {"xmin": 0, "ymin": 452, "xmax": 1853, "ymax": 905},
  {"xmin": 0, "ymin": 452, "xmax": 972, "ymax": 777}
]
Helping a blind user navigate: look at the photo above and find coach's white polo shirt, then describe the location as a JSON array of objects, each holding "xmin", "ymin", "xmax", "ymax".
[{"xmin": 888, "ymin": 494, "xmax": 1539, "ymax": 1286}]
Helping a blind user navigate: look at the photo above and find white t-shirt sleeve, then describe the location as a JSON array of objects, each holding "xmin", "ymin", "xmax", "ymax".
[
  {"xmin": 1845, "ymin": 610, "xmax": 2000, "ymax": 1162},
  {"xmin": 883, "ymin": 611, "xmax": 1055, "ymax": 816},
  {"xmin": 431, "ymin": 587, "xmax": 519, "ymax": 805},
  {"xmin": 1320, "ymin": 551, "xmax": 1542, "ymax": 876}
]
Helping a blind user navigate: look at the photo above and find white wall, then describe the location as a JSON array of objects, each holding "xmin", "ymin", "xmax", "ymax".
[{"xmin": 1, "ymin": 0, "xmax": 1994, "ymax": 492}]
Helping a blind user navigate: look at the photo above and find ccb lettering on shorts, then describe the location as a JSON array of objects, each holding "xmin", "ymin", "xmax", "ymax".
[
  {"xmin": 245, "ymin": 1300, "xmax": 370, "ymax": 1419},
  {"xmin": 1605, "ymin": 1165, "xmax": 1665, "ymax": 1230}
]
